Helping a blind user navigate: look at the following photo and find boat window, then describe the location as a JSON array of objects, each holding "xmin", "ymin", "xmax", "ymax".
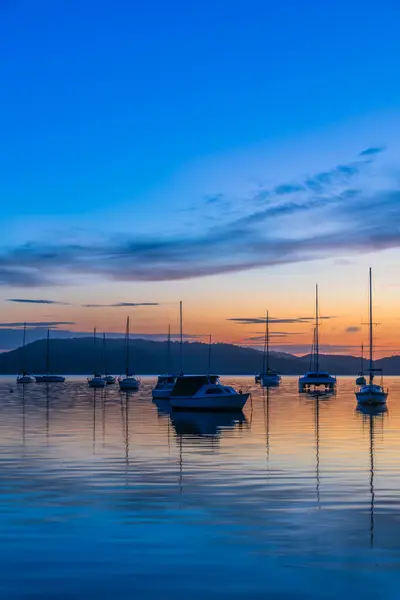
[{"xmin": 205, "ymin": 387, "xmax": 223, "ymax": 394}]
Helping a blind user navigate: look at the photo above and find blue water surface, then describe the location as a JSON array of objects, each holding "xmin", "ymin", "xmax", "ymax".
[{"xmin": 0, "ymin": 376, "xmax": 399, "ymax": 599}]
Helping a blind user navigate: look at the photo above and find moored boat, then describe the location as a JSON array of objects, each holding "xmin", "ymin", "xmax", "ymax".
[
  {"xmin": 17, "ymin": 324, "xmax": 34, "ymax": 384},
  {"xmin": 256, "ymin": 311, "xmax": 281, "ymax": 387},
  {"xmin": 355, "ymin": 269, "xmax": 388, "ymax": 406},
  {"xmin": 35, "ymin": 329, "xmax": 66, "ymax": 383},
  {"xmin": 299, "ymin": 286, "xmax": 336, "ymax": 394},
  {"xmin": 152, "ymin": 324, "xmax": 177, "ymax": 399},
  {"xmin": 118, "ymin": 317, "xmax": 140, "ymax": 391},
  {"xmin": 170, "ymin": 375, "xmax": 249, "ymax": 411}
]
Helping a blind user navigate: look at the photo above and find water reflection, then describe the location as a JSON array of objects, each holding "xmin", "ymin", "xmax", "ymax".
[
  {"xmin": 0, "ymin": 377, "xmax": 399, "ymax": 599},
  {"xmin": 356, "ymin": 404, "xmax": 387, "ymax": 548}
]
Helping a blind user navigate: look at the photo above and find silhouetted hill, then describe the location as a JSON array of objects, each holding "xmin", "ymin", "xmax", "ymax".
[{"xmin": 0, "ymin": 337, "xmax": 398, "ymax": 375}]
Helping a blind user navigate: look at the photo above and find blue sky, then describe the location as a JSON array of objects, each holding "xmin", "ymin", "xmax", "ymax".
[{"xmin": 0, "ymin": 0, "xmax": 399, "ymax": 354}]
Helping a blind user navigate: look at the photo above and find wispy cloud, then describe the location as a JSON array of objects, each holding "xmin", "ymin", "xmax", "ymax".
[
  {"xmin": 359, "ymin": 146, "xmax": 385, "ymax": 157},
  {"xmin": 0, "ymin": 146, "xmax": 396, "ymax": 284},
  {"xmin": 8, "ymin": 298, "xmax": 70, "ymax": 305},
  {"xmin": 228, "ymin": 316, "xmax": 334, "ymax": 325},
  {"xmin": 82, "ymin": 302, "xmax": 159, "ymax": 308},
  {"xmin": 346, "ymin": 326, "xmax": 361, "ymax": 333},
  {"xmin": 0, "ymin": 321, "xmax": 75, "ymax": 328}
]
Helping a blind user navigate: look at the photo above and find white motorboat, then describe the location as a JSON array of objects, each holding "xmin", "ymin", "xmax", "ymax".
[
  {"xmin": 170, "ymin": 375, "xmax": 249, "ymax": 411},
  {"xmin": 299, "ymin": 286, "xmax": 336, "ymax": 394},
  {"xmin": 35, "ymin": 329, "xmax": 66, "ymax": 383},
  {"xmin": 118, "ymin": 316, "xmax": 140, "ymax": 391},
  {"xmin": 355, "ymin": 269, "xmax": 388, "ymax": 406},
  {"xmin": 16, "ymin": 323, "xmax": 34, "ymax": 384},
  {"xmin": 257, "ymin": 311, "xmax": 282, "ymax": 387}
]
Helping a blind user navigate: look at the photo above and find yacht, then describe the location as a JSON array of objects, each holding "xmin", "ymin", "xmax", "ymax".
[
  {"xmin": 355, "ymin": 269, "xmax": 388, "ymax": 406},
  {"xmin": 169, "ymin": 375, "xmax": 250, "ymax": 411},
  {"xmin": 152, "ymin": 323, "xmax": 178, "ymax": 399},
  {"xmin": 355, "ymin": 342, "xmax": 367, "ymax": 386},
  {"xmin": 88, "ymin": 373, "xmax": 106, "ymax": 388},
  {"xmin": 102, "ymin": 333, "xmax": 116, "ymax": 384},
  {"xmin": 257, "ymin": 311, "xmax": 281, "ymax": 387},
  {"xmin": 17, "ymin": 323, "xmax": 35, "ymax": 384},
  {"xmin": 88, "ymin": 328, "xmax": 106, "ymax": 388},
  {"xmin": 35, "ymin": 329, "xmax": 66, "ymax": 383},
  {"xmin": 298, "ymin": 286, "xmax": 336, "ymax": 394},
  {"xmin": 118, "ymin": 316, "xmax": 140, "ymax": 391}
]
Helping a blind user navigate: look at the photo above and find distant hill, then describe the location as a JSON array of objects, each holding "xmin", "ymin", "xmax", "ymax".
[{"xmin": 1, "ymin": 337, "xmax": 399, "ymax": 375}]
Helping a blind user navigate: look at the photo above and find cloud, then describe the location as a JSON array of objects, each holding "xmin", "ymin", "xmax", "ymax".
[
  {"xmin": 0, "ymin": 147, "xmax": 396, "ymax": 284},
  {"xmin": 82, "ymin": 302, "xmax": 159, "ymax": 308},
  {"xmin": 346, "ymin": 326, "xmax": 361, "ymax": 333},
  {"xmin": 7, "ymin": 298, "xmax": 70, "ymax": 305},
  {"xmin": 274, "ymin": 184, "xmax": 304, "ymax": 196},
  {"xmin": 228, "ymin": 316, "xmax": 334, "ymax": 325},
  {"xmin": 0, "ymin": 321, "xmax": 75, "ymax": 328},
  {"xmin": 204, "ymin": 193, "xmax": 225, "ymax": 205},
  {"xmin": 359, "ymin": 146, "xmax": 385, "ymax": 157},
  {"xmin": 245, "ymin": 332, "xmax": 305, "ymax": 341}
]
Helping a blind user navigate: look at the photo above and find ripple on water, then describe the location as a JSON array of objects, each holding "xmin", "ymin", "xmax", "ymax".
[{"xmin": 0, "ymin": 376, "xmax": 400, "ymax": 598}]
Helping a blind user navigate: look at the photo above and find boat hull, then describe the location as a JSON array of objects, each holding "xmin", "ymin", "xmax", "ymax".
[
  {"xmin": 170, "ymin": 393, "xmax": 249, "ymax": 411},
  {"xmin": 119, "ymin": 378, "xmax": 140, "ymax": 391},
  {"xmin": 17, "ymin": 376, "xmax": 35, "ymax": 384},
  {"xmin": 88, "ymin": 378, "xmax": 106, "ymax": 388},
  {"xmin": 260, "ymin": 375, "xmax": 281, "ymax": 387},
  {"xmin": 103, "ymin": 376, "xmax": 116, "ymax": 385},
  {"xmin": 356, "ymin": 386, "xmax": 388, "ymax": 405},
  {"xmin": 152, "ymin": 388, "xmax": 173, "ymax": 399},
  {"xmin": 35, "ymin": 375, "xmax": 66, "ymax": 383}
]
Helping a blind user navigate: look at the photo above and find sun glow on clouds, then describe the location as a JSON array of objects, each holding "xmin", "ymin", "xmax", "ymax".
[{"xmin": 1, "ymin": 114, "xmax": 400, "ymax": 355}]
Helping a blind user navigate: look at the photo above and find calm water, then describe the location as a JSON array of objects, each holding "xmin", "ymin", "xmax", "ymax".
[{"xmin": 1, "ymin": 376, "xmax": 400, "ymax": 599}]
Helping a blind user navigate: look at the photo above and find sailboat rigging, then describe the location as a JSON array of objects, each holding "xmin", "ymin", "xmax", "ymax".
[
  {"xmin": 298, "ymin": 285, "xmax": 336, "ymax": 394},
  {"xmin": 355, "ymin": 269, "xmax": 388, "ymax": 405}
]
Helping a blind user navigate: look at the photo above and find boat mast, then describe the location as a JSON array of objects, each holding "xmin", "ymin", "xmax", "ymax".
[
  {"xmin": 46, "ymin": 329, "xmax": 50, "ymax": 374},
  {"xmin": 179, "ymin": 301, "xmax": 183, "ymax": 374},
  {"xmin": 360, "ymin": 342, "xmax": 364, "ymax": 375},
  {"xmin": 208, "ymin": 334, "xmax": 212, "ymax": 374},
  {"xmin": 266, "ymin": 311, "xmax": 270, "ymax": 373},
  {"xmin": 315, "ymin": 285, "xmax": 319, "ymax": 374},
  {"xmin": 369, "ymin": 267, "xmax": 373, "ymax": 383},
  {"xmin": 93, "ymin": 327, "xmax": 97, "ymax": 375},
  {"xmin": 262, "ymin": 310, "xmax": 268, "ymax": 374},
  {"xmin": 167, "ymin": 324, "xmax": 171, "ymax": 375},
  {"xmin": 126, "ymin": 317, "xmax": 130, "ymax": 377},
  {"xmin": 21, "ymin": 322, "xmax": 27, "ymax": 374},
  {"xmin": 103, "ymin": 333, "xmax": 107, "ymax": 376},
  {"xmin": 309, "ymin": 328, "xmax": 315, "ymax": 371}
]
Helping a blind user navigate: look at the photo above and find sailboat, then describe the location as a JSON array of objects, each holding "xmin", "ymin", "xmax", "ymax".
[
  {"xmin": 152, "ymin": 324, "xmax": 177, "ymax": 399},
  {"xmin": 298, "ymin": 285, "xmax": 336, "ymax": 394},
  {"xmin": 258, "ymin": 311, "xmax": 281, "ymax": 387},
  {"xmin": 88, "ymin": 328, "xmax": 106, "ymax": 388},
  {"xmin": 35, "ymin": 329, "xmax": 66, "ymax": 383},
  {"xmin": 102, "ymin": 333, "xmax": 116, "ymax": 384},
  {"xmin": 355, "ymin": 343, "xmax": 367, "ymax": 386},
  {"xmin": 355, "ymin": 269, "xmax": 388, "ymax": 405},
  {"xmin": 119, "ymin": 316, "xmax": 140, "ymax": 390},
  {"xmin": 17, "ymin": 323, "xmax": 35, "ymax": 383}
]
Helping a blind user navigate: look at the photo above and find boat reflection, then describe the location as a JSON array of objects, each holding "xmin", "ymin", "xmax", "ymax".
[
  {"xmin": 170, "ymin": 410, "xmax": 247, "ymax": 438},
  {"xmin": 152, "ymin": 398, "xmax": 172, "ymax": 418},
  {"xmin": 356, "ymin": 403, "xmax": 387, "ymax": 547}
]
